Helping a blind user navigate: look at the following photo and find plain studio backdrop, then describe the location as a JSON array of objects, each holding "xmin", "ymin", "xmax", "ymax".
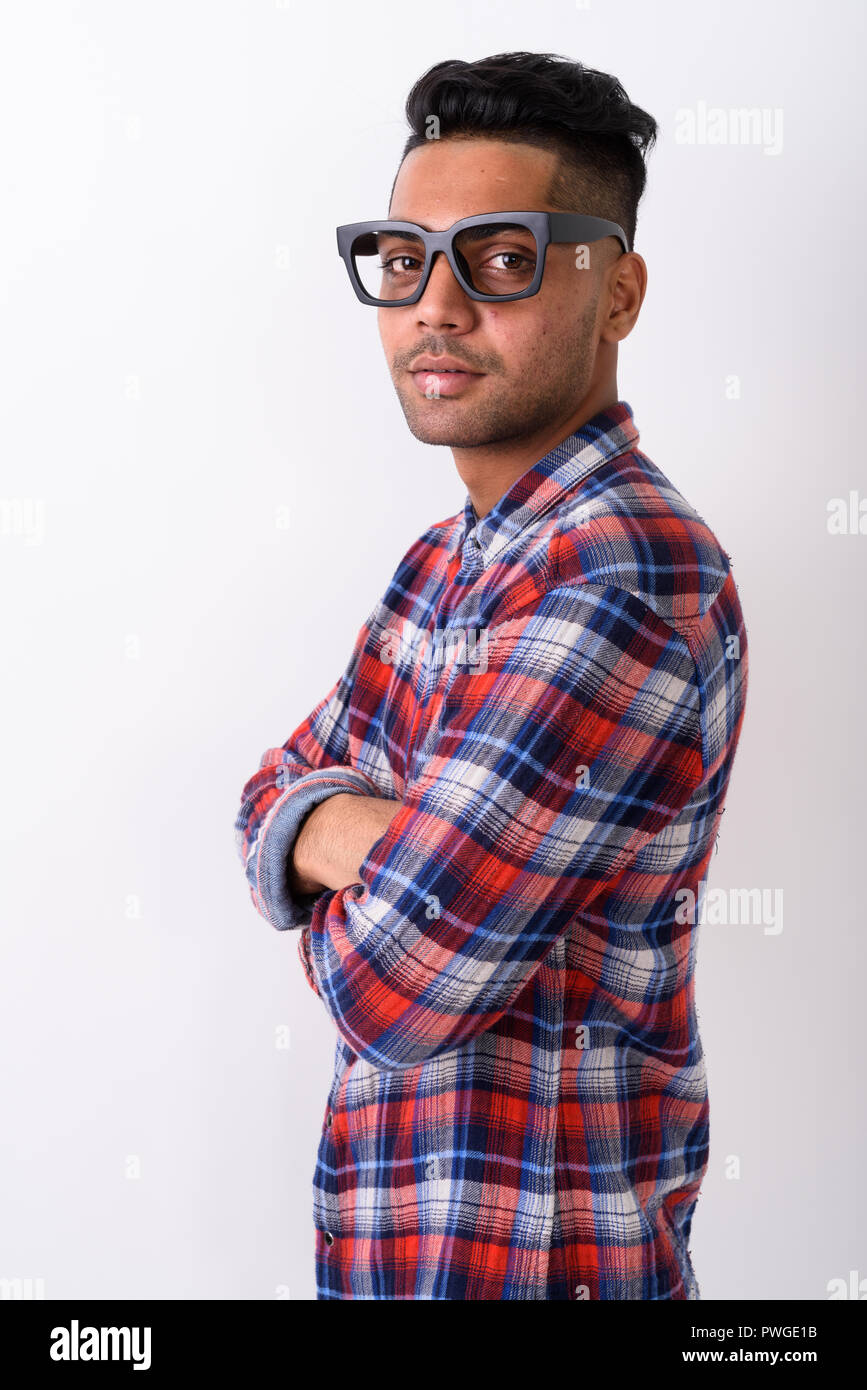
[{"xmin": 0, "ymin": 0, "xmax": 863, "ymax": 1301}]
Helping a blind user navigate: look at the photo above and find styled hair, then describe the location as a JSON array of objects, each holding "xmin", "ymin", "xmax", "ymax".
[{"xmin": 395, "ymin": 52, "xmax": 657, "ymax": 252}]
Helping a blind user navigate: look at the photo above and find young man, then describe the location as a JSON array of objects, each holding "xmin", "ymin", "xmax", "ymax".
[{"xmin": 235, "ymin": 52, "xmax": 748, "ymax": 1300}]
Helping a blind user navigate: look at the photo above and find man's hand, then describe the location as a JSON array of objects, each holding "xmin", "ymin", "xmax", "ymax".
[{"xmin": 288, "ymin": 793, "xmax": 403, "ymax": 897}]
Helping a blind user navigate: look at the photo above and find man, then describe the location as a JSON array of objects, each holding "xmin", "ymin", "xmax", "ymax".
[{"xmin": 235, "ymin": 51, "xmax": 748, "ymax": 1300}]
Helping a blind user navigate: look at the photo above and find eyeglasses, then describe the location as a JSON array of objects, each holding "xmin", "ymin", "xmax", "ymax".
[{"xmin": 336, "ymin": 211, "xmax": 628, "ymax": 307}]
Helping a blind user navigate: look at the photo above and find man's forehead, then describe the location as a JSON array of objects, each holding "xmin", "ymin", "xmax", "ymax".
[{"xmin": 388, "ymin": 137, "xmax": 560, "ymax": 221}]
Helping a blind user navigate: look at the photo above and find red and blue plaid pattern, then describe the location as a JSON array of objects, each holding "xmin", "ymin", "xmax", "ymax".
[{"xmin": 235, "ymin": 401, "xmax": 749, "ymax": 1299}]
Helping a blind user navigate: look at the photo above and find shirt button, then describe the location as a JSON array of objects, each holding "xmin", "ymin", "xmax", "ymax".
[
  {"xmin": 326, "ymin": 1111, "xmax": 333, "ymax": 1128},
  {"xmin": 323, "ymin": 1230, "xmax": 334, "ymax": 1247}
]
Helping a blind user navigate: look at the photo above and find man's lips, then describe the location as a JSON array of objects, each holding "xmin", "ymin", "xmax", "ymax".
[{"xmin": 408, "ymin": 362, "xmax": 484, "ymax": 397}]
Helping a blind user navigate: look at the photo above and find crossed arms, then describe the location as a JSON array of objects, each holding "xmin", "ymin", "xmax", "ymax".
[{"xmin": 234, "ymin": 579, "xmax": 705, "ymax": 1071}]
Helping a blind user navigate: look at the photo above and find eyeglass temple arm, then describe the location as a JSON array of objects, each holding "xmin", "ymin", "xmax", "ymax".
[{"xmin": 547, "ymin": 213, "xmax": 629, "ymax": 254}]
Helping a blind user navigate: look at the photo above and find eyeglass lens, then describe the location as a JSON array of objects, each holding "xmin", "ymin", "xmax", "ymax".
[{"xmin": 350, "ymin": 221, "xmax": 539, "ymax": 301}]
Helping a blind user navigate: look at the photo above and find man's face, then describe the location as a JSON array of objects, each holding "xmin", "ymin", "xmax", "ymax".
[{"xmin": 378, "ymin": 138, "xmax": 617, "ymax": 448}]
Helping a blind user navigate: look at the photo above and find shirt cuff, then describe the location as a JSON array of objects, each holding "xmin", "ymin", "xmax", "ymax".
[{"xmin": 253, "ymin": 766, "xmax": 380, "ymax": 931}]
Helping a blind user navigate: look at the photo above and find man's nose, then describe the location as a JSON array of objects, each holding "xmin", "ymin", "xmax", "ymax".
[{"xmin": 414, "ymin": 249, "xmax": 475, "ymax": 327}]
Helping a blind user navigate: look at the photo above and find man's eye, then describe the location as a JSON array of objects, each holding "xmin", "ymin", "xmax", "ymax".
[
  {"xmin": 486, "ymin": 251, "xmax": 533, "ymax": 271},
  {"xmin": 380, "ymin": 255, "xmax": 422, "ymax": 273}
]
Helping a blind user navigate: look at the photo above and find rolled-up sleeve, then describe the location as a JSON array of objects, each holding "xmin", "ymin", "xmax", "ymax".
[
  {"xmin": 243, "ymin": 764, "xmax": 381, "ymax": 932},
  {"xmin": 302, "ymin": 583, "xmax": 706, "ymax": 1070}
]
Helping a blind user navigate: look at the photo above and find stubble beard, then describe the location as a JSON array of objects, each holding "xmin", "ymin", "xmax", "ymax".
[{"xmin": 390, "ymin": 304, "xmax": 598, "ymax": 450}]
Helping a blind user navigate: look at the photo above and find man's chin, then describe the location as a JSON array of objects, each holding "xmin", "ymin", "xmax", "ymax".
[
  {"xmin": 404, "ymin": 417, "xmax": 486, "ymax": 447},
  {"xmin": 395, "ymin": 394, "xmax": 494, "ymax": 448}
]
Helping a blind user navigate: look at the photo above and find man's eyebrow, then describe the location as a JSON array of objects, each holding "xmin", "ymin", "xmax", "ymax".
[
  {"xmin": 377, "ymin": 224, "xmax": 425, "ymax": 238},
  {"xmin": 454, "ymin": 222, "xmax": 535, "ymax": 242}
]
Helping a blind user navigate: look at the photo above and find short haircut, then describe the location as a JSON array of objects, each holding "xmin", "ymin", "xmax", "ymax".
[{"xmin": 394, "ymin": 51, "xmax": 657, "ymax": 252}]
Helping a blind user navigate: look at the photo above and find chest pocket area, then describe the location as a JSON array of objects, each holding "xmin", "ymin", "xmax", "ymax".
[
  {"xmin": 405, "ymin": 619, "xmax": 498, "ymax": 785},
  {"xmin": 361, "ymin": 615, "xmax": 439, "ymax": 790}
]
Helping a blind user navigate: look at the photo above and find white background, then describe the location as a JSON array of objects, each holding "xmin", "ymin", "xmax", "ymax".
[{"xmin": 1, "ymin": 0, "xmax": 864, "ymax": 1300}]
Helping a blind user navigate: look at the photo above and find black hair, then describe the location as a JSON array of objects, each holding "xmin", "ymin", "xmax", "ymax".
[{"xmin": 395, "ymin": 52, "xmax": 657, "ymax": 252}]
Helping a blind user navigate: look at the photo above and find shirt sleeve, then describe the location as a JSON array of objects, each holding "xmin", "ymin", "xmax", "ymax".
[
  {"xmin": 233, "ymin": 601, "xmax": 385, "ymax": 942},
  {"xmin": 302, "ymin": 582, "xmax": 706, "ymax": 1070}
]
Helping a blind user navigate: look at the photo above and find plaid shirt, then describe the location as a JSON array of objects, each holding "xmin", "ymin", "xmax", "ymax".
[{"xmin": 234, "ymin": 400, "xmax": 748, "ymax": 1300}]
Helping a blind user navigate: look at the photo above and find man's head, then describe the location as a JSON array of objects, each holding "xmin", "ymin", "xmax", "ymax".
[{"xmin": 375, "ymin": 52, "xmax": 656, "ymax": 452}]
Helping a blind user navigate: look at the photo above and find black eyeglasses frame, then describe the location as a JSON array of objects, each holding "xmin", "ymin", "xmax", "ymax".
[{"xmin": 336, "ymin": 211, "xmax": 629, "ymax": 306}]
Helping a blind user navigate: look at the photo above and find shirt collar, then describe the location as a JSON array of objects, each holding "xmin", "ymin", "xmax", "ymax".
[{"xmin": 447, "ymin": 400, "xmax": 639, "ymax": 566}]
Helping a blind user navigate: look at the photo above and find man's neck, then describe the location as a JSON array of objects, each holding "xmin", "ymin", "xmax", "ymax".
[{"xmin": 454, "ymin": 385, "xmax": 619, "ymax": 519}]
